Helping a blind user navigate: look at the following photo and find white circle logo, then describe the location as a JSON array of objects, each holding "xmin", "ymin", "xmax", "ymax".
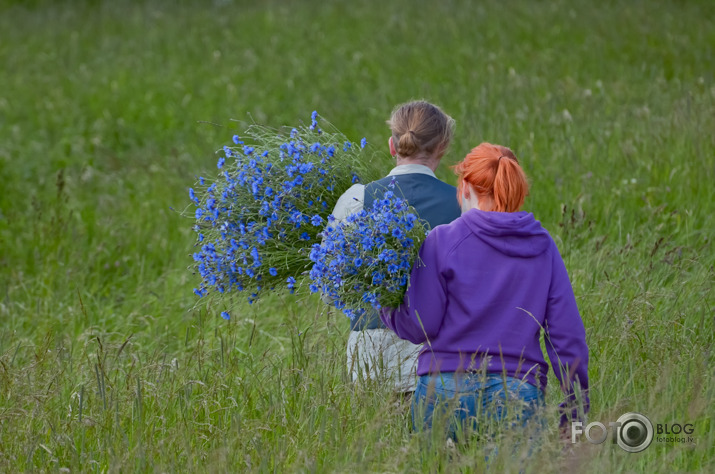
[{"xmin": 616, "ymin": 412, "xmax": 653, "ymax": 453}]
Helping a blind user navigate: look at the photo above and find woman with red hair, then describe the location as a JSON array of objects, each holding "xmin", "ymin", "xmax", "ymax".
[{"xmin": 380, "ymin": 142, "xmax": 589, "ymax": 440}]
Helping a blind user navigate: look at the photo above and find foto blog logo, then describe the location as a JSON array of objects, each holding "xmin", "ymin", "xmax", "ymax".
[
  {"xmin": 572, "ymin": 412, "xmax": 653, "ymax": 453},
  {"xmin": 571, "ymin": 412, "xmax": 694, "ymax": 453},
  {"xmin": 571, "ymin": 412, "xmax": 695, "ymax": 453}
]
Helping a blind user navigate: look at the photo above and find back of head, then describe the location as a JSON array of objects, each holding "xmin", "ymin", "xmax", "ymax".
[
  {"xmin": 387, "ymin": 100, "xmax": 455, "ymax": 161},
  {"xmin": 454, "ymin": 142, "xmax": 529, "ymax": 212}
]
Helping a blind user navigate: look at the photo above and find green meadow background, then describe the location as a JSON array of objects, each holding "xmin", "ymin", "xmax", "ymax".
[{"xmin": 0, "ymin": 0, "xmax": 713, "ymax": 471}]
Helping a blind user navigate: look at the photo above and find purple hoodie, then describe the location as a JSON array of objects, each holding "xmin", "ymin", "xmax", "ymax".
[{"xmin": 381, "ymin": 209, "xmax": 589, "ymax": 420}]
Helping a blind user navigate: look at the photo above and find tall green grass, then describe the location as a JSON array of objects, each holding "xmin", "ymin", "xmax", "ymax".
[{"xmin": 0, "ymin": 0, "xmax": 713, "ymax": 471}]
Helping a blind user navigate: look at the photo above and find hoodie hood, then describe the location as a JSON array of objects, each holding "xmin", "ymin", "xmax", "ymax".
[{"xmin": 461, "ymin": 209, "xmax": 551, "ymax": 258}]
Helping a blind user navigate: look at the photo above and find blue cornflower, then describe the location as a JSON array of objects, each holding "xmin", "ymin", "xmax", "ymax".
[
  {"xmin": 360, "ymin": 236, "xmax": 374, "ymax": 250},
  {"xmin": 309, "ymin": 243, "xmax": 323, "ymax": 261},
  {"xmin": 191, "ymin": 115, "xmax": 428, "ymax": 308},
  {"xmin": 371, "ymin": 271, "xmax": 385, "ymax": 285},
  {"xmin": 221, "ymin": 311, "xmax": 231, "ymax": 320},
  {"xmin": 217, "ymin": 157, "xmax": 225, "ymax": 169},
  {"xmin": 378, "ymin": 249, "xmax": 394, "ymax": 262},
  {"xmin": 290, "ymin": 210, "xmax": 303, "ymax": 223}
]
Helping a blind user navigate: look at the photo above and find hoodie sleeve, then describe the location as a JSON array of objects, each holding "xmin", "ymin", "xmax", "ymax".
[
  {"xmin": 543, "ymin": 242, "xmax": 590, "ymax": 426},
  {"xmin": 380, "ymin": 231, "xmax": 448, "ymax": 344}
]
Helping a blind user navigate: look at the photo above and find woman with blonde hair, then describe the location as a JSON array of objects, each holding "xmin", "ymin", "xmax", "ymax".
[
  {"xmin": 331, "ymin": 100, "xmax": 462, "ymax": 393},
  {"xmin": 380, "ymin": 142, "xmax": 589, "ymax": 438}
]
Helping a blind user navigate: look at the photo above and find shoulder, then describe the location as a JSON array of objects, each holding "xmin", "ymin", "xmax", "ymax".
[
  {"xmin": 433, "ymin": 177, "xmax": 457, "ymax": 192},
  {"xmin": 332, "ymin": 183, "xmax": 365, "ymax": 221},
  {"xmin": 424, "ymin": 216, "xmax": 471, "ymax": 257},
  {"xmin": 369, "ymin": 175, "xmax": 396, "ymax": 186},
  {"xmin": 339, "ymin": 183, "xmax": 365, "ymax": 198},
  {"xmin": 389, "ymin": 174, "xmax": 459, "ymax": 204},
  {"xmin": 364, "ymin": 177, "xmax": 393, "ymax": 196},
  {"xmin": 548, "ymin": 235, "xmax": 569, "ymax": 269},
  {"xmin": 541, "ymin": 229, "xmax": 563, "ymax": 258},
  {"xmin": 405, "ymin": 173, "xmax": 456, "ymax": 188}
]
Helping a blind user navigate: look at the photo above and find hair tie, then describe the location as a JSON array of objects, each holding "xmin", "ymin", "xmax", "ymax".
[{"xmin": 498, "ymin": 155, "xmax": 506, "ymax": 163}]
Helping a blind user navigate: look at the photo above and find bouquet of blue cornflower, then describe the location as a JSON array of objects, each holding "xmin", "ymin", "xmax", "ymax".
[
  {"xmin": 189, "ymin": 112, "xmax": 381, "ymax": 309},
  {"xmin": 308, "ymin": 184, "xmax": 430, "ymax": 320}
]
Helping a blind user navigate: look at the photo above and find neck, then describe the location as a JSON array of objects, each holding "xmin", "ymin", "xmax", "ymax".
[
  {"xmin": 462, "ymin": 184, "xmax": 495, "ymax": 212},
  {"xmin": 395, "ymin": 156, "xmax": 439, "ymax": 172}
]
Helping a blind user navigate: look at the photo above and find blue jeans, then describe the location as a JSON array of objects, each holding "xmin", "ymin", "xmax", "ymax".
[{"xmin": 412, "ymin": 372, "xmax": 545, "ymax": 441}]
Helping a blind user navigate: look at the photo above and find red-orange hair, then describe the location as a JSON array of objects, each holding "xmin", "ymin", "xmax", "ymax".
[{"xmin": 453, "ymin": 142, "xmax": 529, "ymax": 212}]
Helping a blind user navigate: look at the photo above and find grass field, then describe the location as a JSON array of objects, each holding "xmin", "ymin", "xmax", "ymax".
[{"xmin": 0, "ymin": 0, "xmax": 713, "ymax": 471}]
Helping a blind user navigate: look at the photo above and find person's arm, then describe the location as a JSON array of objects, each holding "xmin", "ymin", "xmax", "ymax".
[
  {"xmin": 543, "ymin": 242, "xmax": 590, "ymax": 426},
  {"xmin": 380, "ymin": 231, "xmax": 448, "ymax": 344}
]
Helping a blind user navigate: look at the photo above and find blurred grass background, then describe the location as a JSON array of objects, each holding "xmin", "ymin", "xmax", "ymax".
[{"xmin": 0, "ymin": 0, "xmax": 713, "ymax": 472}]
